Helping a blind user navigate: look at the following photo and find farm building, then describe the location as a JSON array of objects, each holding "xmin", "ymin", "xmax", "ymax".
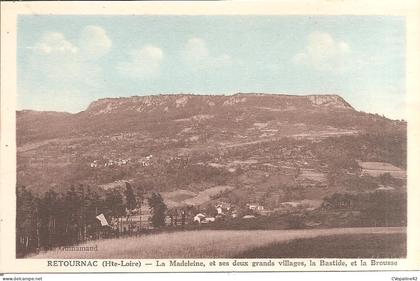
[
  {"xmin": 193, "ymin": 213, "xmax": 206, "ymax": 223},
  {"xmin": 247, "ymin": 203, "xmax": 264, "ymax": 212}
]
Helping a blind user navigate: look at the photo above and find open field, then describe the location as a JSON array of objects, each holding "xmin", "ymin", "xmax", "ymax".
[
  {"xmin": 31, "ymin": 227, "xmax": 405, "ymax": 259},
  {"xmin": 183, "ymin": 185, "xmax": 235, "ymax": 205},
  {"xmin": 359, "ymin": 161, "xmax": 406, "ymax": 179},
  {"xmin": 236, "ymin": 232, "xmax": 406, "ymax": 258},
  {"xmin": 160, "ymin": 186, "xmax": 235, "ymax": 208}
]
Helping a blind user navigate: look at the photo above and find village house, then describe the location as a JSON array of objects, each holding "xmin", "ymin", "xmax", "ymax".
[
  {"xmin": 202, "ymin": 217, "xmax": 215, "ymax": 224},
  {"xmin": 246, "ymin": 203, "xmax": 265, "ymax": 213},
  {"xmin": 115, "ymin": 159, "xmax": 129, "ymax": 166},
  {"xmin": 215, "ymin": 202, "xmax": 232, "ymax": 215},
  {"xmin": 138, "ymin": 155, "xmax": 154, "ymax": 167},
  {"xmin": 193, "ymin": 213, "xmax": 206, "ymax": 224},
  {"xmin": 193, "ymin": 212, "xmax": 217, "ymax": 224},
  {"xmin": 231, "ymin": 210, "xmax": 239, "ymax": 218}
]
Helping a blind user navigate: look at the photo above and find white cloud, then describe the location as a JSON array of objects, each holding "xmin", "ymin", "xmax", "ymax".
[
  {"xmin": 79, "ymin": 25, "xmax": 112, "ymax": 59},
  {"xmin": 30, "ymin": 33, "xmax": 103, "ymax": 83},
  {"xmin": 117, "ymin": 45, "xmax": 164, "ymax": 79},
  {"xmin": 292, "ymin": 31, "xmax": 350, "ymax": 72},
  {"xmin": 31, "ymin": 26, "xmax": 112, "ymax": 60},
  {"xmin": 33, "ymin": 32, "xmax": 78, "ymax": 55},
  {"xmin": 24, "ymin": 26, "xmax": 111, "ymax": 104},
  {"xmin": 184, "ymin": 37, "xmax": 232, "ymax": 70},
  {"xmin": 21, "ymin": 25, "xmax": 116, "ymax": 112}
]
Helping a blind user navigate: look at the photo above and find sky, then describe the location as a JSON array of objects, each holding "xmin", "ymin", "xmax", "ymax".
[{"xmin": 17, "ymin": 16, "xmax": 405, "ymax": 119}]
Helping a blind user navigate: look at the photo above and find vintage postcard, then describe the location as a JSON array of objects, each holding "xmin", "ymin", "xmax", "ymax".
[{"xmin": 1, "ymin": 0, "xmax": 419, "ymax": 274}]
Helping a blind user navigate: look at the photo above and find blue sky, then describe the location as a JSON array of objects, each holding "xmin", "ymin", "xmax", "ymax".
[{"xmin": 18, "ymin": 16, "xmax": 405, "ymax": 119}]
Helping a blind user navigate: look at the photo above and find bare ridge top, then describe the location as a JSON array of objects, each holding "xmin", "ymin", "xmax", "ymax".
[{"xmin": 85, "ymin": 93, "xmax": 354, "ymax": 115}]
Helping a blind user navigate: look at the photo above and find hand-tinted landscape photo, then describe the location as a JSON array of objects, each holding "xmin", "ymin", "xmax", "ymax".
[{"xmin": 16, "ymin": 15, "xmax": 406, "ymax": 259}]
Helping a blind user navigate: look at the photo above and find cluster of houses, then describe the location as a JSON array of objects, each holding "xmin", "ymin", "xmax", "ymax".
[
  {"xmin": 189, "ymin": 198, "xmax": 327, "ymax": 225},
  {"xmin": 100, "ymin": 193, "xmax": 323, "ymax": 233},
  {"xmin": 193, "ymin": 202, "xmax": 236, "ymax": 224},
  {"xmin": 138, "ymin": 155, "xmax": 154, "ymax": 167},
  {"xmin": 105, "ymin": 159, "xmax": 130, "ymax": 167},
  {"xmin": 192, "ymin": 202, "xmax": 267, "ymax": 224},
  {"xmin": 90, "ymin": 159, "xmax": 131, "ymax": 168},
  {"xmin": 89, "ymin": 155, "xmax": 155, "ymax": 168}
]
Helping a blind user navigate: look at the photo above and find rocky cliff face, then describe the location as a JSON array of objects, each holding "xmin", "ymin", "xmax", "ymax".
[
  {"xmin": 306, "ymin": 95, "xmax": 353, "ymax": 109},
  {"xmin": 84, "ymin": 93, "xmax": 353, "ymax": 116}
]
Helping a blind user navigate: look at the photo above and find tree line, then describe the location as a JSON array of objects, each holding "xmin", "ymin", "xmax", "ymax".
[
  {"xmin": 322, "ymin": 190, "xmax": 406, "ymax": 227},
  {"xmin": 16, "ymin": 182, "xmax": 167, "ymax": 257}
]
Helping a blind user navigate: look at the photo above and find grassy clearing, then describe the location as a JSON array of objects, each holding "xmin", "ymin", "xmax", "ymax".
[
  {"xmin": 30, "ymin": 227, "xmax": 405, "ymax": 259},
  {"xmin": 183, "ymin": 185, "xmax": 235, "ymax": 205},
  {"xmin": 236, "ymin": 233, "xmax": 406, "ymax": 258}
]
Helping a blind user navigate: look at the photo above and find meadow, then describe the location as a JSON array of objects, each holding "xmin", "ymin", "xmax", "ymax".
[
  {"xmin": 236, "ymin": 232, "xmax": 406, "ymax": 258},
  {"xmin": 31, "ymin": 226, "xmax": 405, "ymax": 259}
]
